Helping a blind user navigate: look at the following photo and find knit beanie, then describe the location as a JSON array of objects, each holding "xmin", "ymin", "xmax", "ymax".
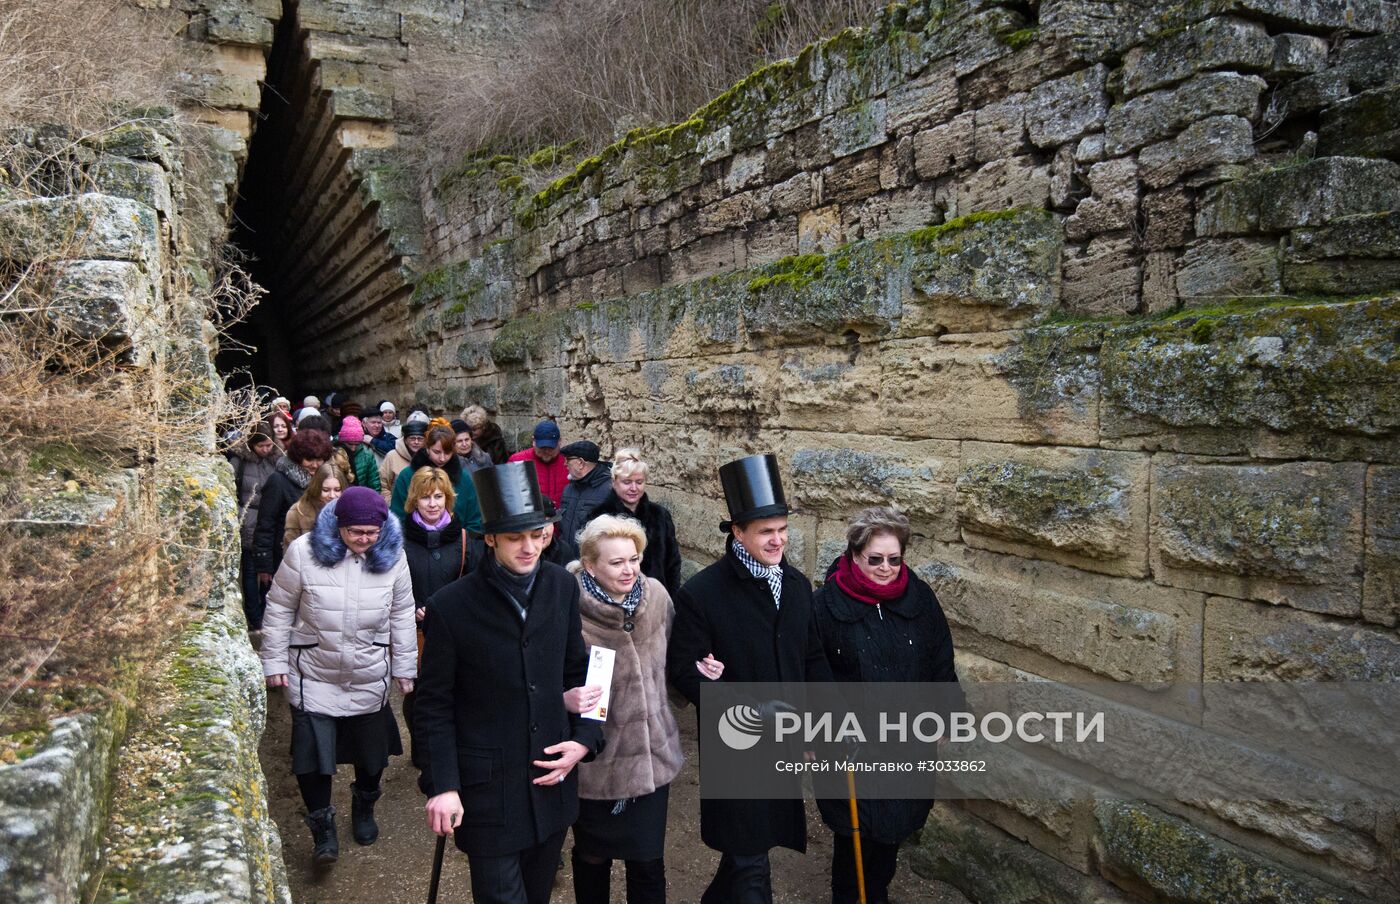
[
  {"xmin": 296, "ymin": 407, "xmax": 321, "ymax": 425},
  {"xmin": 406, "ymin": 410, "xmax": 431, "ymax": 425},
  {"xmin": 338, "ymin": 416, "xmax": 365, "ymax": 443},
  {"xmin": 336, "ymin": 486, "xmax": 388, "ymax": 528}
]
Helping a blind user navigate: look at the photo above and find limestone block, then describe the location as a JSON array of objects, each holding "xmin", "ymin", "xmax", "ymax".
[
  {"xmin": 787, "ymin": 434, "xmax": 959, "ymax": 539},
  {"xmin": 1064, "ymin": 157, "xmax": 1138, "ymax": 240},
  {"xmin": 972, "ymin": 93, "xmax": 1028, "ymax": 163},
  {"xmin": 1365, "ymin": 465, "xmax": 1400, "ymax": 626},
  {"xmin": 912, "ymin": 112, "xmax": 974, "ymax": 180},
  {"xmin": 819, "ymin": 152, "xmax": 882, "ymax": 205},
  {"xmin": 298, "ymin": 1, "xmax": 400, "ymax": 39},
  {"xmin": 1318, "ymin": 84, "xmax": 1400, "ymax": 159},
  {"xmin": 1137, "ymin": 115, "xmax": 1255, "ymax": 190},
  {"xmin": 921, "ymin": 546, "xmax": 1189, "ymax": 683},
  {"xmin": 1174, "ymin": 237, "xmax": 1281, "ymax": 302},
  {"xmin": 1290, "ymin": 210, "xmax": 1400, "ymax": 261},
  {"xmin": 956, "ymin": 442, "xmax": 1149, "ymax": 576},
  {"xmin": 205, "ymin": 4, "xmax": 276, "ymax": 45},
  {"xmin": 954, "ymin": 156, "xmax": 1050, "ymax": 215},
  {"xmin": 650, "ymin": 485, "xmax": 730, "ymax": 562},
  {"xmin": 1104, "ymin": 72, "xmax": 1267, "ymax": 156},
  {"xmin": 797, "ymin": 205, "xmax": 844, "ymax": 254},
  {"xmin": 1142, "ymin": 188, "xmax": 1193, "ymax": 250},
  {"xmin": 1122, "ymin": 17, "xmax": 1274, "ymax": 97},
  {"xmin": 821, "ymin": 99, "xmax": 888, "ymax": 158},
  {"xmin": 89, "ymin": 157, "xmax": 174, "ymax": 219},
  {"xmin": 1272, "ymin": 33, "xmax": 1330, "ymax": 76},
  {"xmin": 1141, "ymin": 250, "xmax": 1178, "ymax": 312},
  {"xmin": 771, "ymin": 346, "xmax": 883, "ymax": 433},
  {"xmin": 880, "ymin": 333, "xmax": 1098, "ymax": 445},
  {"xmin": 1094, "ymin": 801, "xmax": 1366, "ymax": 904},
  {"xmin": 607, "ymin": 419, "xmax": 721, "ymax": 493},
  {"xmin": 1060, "ymin": 234, "xmax": 1139, "ymax": 316},
  {"xmin": 1279, "ymin": 69, "xmax": 1350, "ymax": 117},
  {"xmin": 1026, "ymin": 64, "xmax": 1109, "ymax": 148},
  {"xmin": 1196, "ymin": 157, "xmax": 1400, "ymax": 237},
  {"xmin": 0, "ymin": 193, "xmax": 160, "ymax": 265},
  {"xmin": 1226, "ymin": 0, "xmax": 1395, "ymax": 33},
  {"xmin": 1049, "ymin": 145, "xmax": 1077, "ymax": 209},
  {"xmin": 910, "ymin": 803, "xmax": 1134, "ymax": 904},
  {"xmin": 1335, "ymin": 32, "xmax": 1400, "ymax": 91},
  {"xmin": 724, "ymin": 148, "xmax": 767, "ymax": 192},
  {"xmin": 1204, "ymin": 595, "xmax": 1400, "ymax": 683},
  {"xmin": 681, "ymin": 360, "xmax": 779, "ymax": 429},
  {"xmin": 49, "ymin": 260, "xmax": 159, "ymax": 364},
  {"xmin": 885, "ymin": 63, "xmax": 959, "ymax": 133},
  {"xmin": 1151, "ymin": 458, "xmax": 1366, "ymax": 616},
  {"xmin": 184, "ymin": 72, "xmax": 262, "ymax": 110}
]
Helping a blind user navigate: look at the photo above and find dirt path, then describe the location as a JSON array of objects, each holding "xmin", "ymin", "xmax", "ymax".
[{"xmin": 261, "ymin": 691, "xmax": 969, "ymax": 903}]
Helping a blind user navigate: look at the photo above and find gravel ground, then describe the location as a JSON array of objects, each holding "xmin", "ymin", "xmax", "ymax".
[{"xmin": 261, "ymin": 689, "xmax": 970, "ymax": 903}]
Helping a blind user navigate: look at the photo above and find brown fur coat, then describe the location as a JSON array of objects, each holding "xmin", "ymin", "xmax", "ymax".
[{"xmin": 574, "ymin": 573, "xmax": 685, "ymax": 801}]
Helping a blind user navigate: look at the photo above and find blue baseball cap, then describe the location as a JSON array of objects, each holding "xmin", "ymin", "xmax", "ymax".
[{"xmin": 534, "ymin": 420, "xmax": 561, "ymax": 448}]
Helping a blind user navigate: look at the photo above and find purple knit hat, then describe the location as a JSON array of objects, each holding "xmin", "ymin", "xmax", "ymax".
[
  {"xmin": 338, "ymin": 415, "xmax": 364, "ymax": 443},
  {"xmin": 336, "ymin": 486, "xmax": 387, "ymax": 528}
]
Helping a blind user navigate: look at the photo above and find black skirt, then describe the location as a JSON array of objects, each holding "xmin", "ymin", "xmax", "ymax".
[
  {"xmin": 289, "ymin": 704, "xmax": 402, "ymax": 777},
  {"xmin": 572, "ymin": 784, "xmax": 670, "ymax": 862}
]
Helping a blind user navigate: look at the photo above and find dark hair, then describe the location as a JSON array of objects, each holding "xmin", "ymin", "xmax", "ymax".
[
  {"xmin": 426, "ymin": 425, "xmax": 456, "ymax": 451},
  {"xmin": 409, "ymin": 403, "xmax": 431, "ymax": 416},
  {"xmin": 450, "ymin": 418, "xmax": 471, "ymax": 435},
  {"xmin": 297, "ymin": 414, "xmax": 331, "ymax": 434},
  {"xmin": 286, "ymin": 429, "xmax": 332, "ymax": 465}
]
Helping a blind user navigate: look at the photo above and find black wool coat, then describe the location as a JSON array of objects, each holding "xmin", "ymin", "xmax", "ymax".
[
  {"xmin": 555, "ymin": 462, "xmax": 613, "ymax": 560},
  {"xmin": 812, "ymin": 560, "xmax": 963, "ymax": 844},
  {"xmin": 587, "ymin": 491, "xmax": 683, "ymax": 598},
  {"xmin": 413, "ymin": 559, "xmax": 605, "ymax": 857},
  {"xmin": 251, "ymin": 469, "xmax": 304, "ymax": 574},
  {"xmin": 402, "ymin": 516, "xmax": 483, "ymax": 607},
  {"xmin": 666, "ymin": 540, "xmax": 833, "ymax": 855}
]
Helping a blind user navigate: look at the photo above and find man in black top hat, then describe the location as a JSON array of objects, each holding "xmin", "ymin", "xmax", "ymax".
[
  {"xmin": 668, "ymin": 454, "xmax": 833, "ymax": 904},
  {"xmin": 414, "ymin": 461, "xmax": 604, "ymax": 904}
]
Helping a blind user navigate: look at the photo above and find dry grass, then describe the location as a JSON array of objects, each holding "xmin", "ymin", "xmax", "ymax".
[{"xmin": 407, "ymin": 0, "xmax": 887, "ymax": 158}]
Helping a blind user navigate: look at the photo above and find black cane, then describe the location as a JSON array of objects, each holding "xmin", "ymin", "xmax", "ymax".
[{"xmin": 427, "ymin": 834, "xmax": 446, "ymax": 904}]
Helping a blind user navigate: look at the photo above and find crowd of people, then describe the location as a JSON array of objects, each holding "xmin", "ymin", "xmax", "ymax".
[{"xmin": 230, "ymin": 390, "xmax": 961, "ymax": 904}]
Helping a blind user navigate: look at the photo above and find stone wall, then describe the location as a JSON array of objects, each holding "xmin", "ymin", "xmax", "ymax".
[{"xmin": 339, "ymin": 0, "xmax": 1400, "ymax": 900}]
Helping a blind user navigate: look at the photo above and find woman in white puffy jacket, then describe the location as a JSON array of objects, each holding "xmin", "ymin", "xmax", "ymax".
[{"xmin": 260, "ymin": 486, "xmax": 416, "ymax": 866}]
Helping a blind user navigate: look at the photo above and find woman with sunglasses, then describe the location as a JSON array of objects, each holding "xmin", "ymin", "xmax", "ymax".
[{"xmin": 812, "ymin": 506, "xmax": 961, "ymax": 904}]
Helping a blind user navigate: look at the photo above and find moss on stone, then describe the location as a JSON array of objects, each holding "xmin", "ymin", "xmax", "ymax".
[
  {"xmin": 746, "ymin": 253, "xmax": 828, "ymax": 292},
  {"xmin": 1000, "ymin": 26, "xmax": 1038, "ymax": 49},
  {"xmin": 908, "ymin": 208, "xmax": 1036, "ymax": 250}
]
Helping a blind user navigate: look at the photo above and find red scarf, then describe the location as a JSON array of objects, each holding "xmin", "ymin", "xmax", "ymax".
[{"xmin": 832, "ymin": 553, "xmax": 908, "ymax": 605}]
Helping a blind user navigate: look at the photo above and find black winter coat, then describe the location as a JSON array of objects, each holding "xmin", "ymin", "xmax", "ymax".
[
  {"xmin": 477, "ymin": 420, "xmax": 510, "ymax": 465},
  {"xmin": 402, "ymin": 516, "xmax": 483, "ymax": 608},
  {"xmin": 555, "ymin": 462, "xmax": 612, "ymax": 560},
  {"xmin": 586, "ymin": 491, "xmax": 682, "ymax": 597},
  {"xmin": 413, "ymin": 559, "xmax": 605, "ymax": 857},
  {"xmin": 666, "ymin": 541, "xmax": 833, "ymax": 855},
  {"xmin": 812, "ymin": 559, "xmax": 962, "ymax": 844},
  {"xmin": 251, "ymin": 466, "xmax": 305, "ymax": 573}
]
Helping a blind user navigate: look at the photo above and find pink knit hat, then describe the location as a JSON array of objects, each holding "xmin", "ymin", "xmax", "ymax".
[{"xmin": 338, "ymin": 416, "xmax": 364, "ymax": 443}]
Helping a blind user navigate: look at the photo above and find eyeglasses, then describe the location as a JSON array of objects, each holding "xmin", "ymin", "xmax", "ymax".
[
  {"xmin": 862, "ymin": 554, "xmax": 902, "ymax": 567},
  {"xmin": 345, "ymin": 528, "xmax": 381, "ymax": 540}
]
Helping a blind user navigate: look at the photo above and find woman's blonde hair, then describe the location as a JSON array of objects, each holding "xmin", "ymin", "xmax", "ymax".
[
  {"xmin": 568, "ymin": 514, "xmax": 648, "ymax": 574},
  {"xmin": 407, "ymin": 466, "xmax": 457, "ymax": 514},
  {"xmin": 300, "ymin": 463, "xmax": 349, "ymax": 506},
  {"xmin": 461, "ymin": 404, "xmax": 489, "ymax": 429},
  {"xmin": 611, "ymin": 447, "xmax": 649, "ymax": 482}
]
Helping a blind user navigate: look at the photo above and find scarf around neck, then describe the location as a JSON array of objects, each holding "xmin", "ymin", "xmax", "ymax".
[
  {"xmin": 411, "ymin": 509, "xmax": 452, "ymax": 531},
  {"xmin": 733, "ymin": 540, "xmax": 783, "ymax": 609},
  {"xmin": 832, "ymin": 552, "xmax": 908, "ymax": 605},
  {"xmin": 278, "ymin": 455, "xmax": 310, "ymax": 489},
  {"xmin": 580, "ymin": 568, "xmax": 644, "ymax": 616}
]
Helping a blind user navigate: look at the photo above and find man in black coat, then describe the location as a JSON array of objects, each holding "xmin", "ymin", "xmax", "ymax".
[
  {"xmin": 414, "ymin": 463, "xmax": 604, "ymax": 904},
  {"xmin": 555, "ymin": 440, "xmax": 612, "ymax": 559},
  {"xmin": 667, "ymin": 454, "xmax": 833, "ymax": 904}
]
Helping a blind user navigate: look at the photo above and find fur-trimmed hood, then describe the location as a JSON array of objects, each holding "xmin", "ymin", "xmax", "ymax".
[{"xmin": 308, "ymin": 498, "xmax": 404, "ymax": 572}]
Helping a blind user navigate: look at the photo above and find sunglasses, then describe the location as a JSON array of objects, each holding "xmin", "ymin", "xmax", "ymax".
[{"xmin": 862, "ymin": 554, "xmax": 902, "ymax": 567}]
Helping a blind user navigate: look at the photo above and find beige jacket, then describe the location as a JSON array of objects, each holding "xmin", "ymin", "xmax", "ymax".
[
  {"xmin": 282, "ymin": 498, "xmax": 322, "ymax": 550},
  {"xmin": 378, "ymin": 438, "xmax": 414, "ymax": 503},
  {"xmin": 574, "ymin": 574, "xmax": 684, "ymax": 800},
  {"xmin": 260, "ymin": 505, "xmax": 416, "ymax": 717}
]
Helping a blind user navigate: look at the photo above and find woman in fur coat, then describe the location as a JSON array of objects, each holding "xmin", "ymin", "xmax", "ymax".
[
  {"xmin": 260, "ymin": 487, "xmax": 416, "ymax": 867},
  {"xmin": 564, "ymin": 514, "xmax": 699, "ymax": 904}
]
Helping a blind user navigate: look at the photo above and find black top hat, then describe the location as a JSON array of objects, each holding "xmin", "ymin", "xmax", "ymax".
[
  {"xmin": 718, "ymin": 454, "xmax": 789, "ymax": 532},
  {"xmin": 473, "ymin": 461, "xmax": 552, "ymax": 534}
]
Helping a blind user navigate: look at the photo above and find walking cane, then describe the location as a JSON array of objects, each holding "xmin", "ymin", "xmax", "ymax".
[
  {"xmin": 427, "ymin": 833, "xmax": 446, "ymax": 904},
  {"xmin": 846, "ymin": 770, "xmax": 869, "ymax": 904}
]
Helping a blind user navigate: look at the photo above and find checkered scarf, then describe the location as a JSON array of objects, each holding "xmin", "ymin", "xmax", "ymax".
[{"xmin": 732, "ymin": 541, "xmax": 783, "ymax": 609}]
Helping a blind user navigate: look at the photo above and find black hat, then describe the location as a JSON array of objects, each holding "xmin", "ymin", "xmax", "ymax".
[
  {"xmin": 402, "ymin": 419, "xmax": 429, "ymax": 438},
  {"xmin": 473, "ymin": 461, "xmax": 552, "ymax": 534},
  {"xmin": 559, "ymin": 440, "xmax": 600, "ymax": 463},
  {"xmin": 718, "ymin": 454, "xmax": 789, "ymax": 532}
]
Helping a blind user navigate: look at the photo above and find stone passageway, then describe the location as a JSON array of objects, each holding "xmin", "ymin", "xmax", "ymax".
[{"xmin": 259, "ymin": 688, "xmax": 969, "ymax": 903}]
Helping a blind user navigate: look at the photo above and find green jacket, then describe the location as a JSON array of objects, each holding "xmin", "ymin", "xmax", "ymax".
[{"xmin": 336, "ymin": 442, "xmax": 381, "ymax": 492}]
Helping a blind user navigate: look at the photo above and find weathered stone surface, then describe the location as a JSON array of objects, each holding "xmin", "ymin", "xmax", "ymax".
[
  {"xmin": 1197, "ymin": 157, "xmax": 1400, "ymax": 237},
  {"xmin": 1175, "ymin": 238, "xmax": 1281, "ymax": 302},
  {"xmin": 50, "ymin": 260, "xmax": 159, "ymax": 363},
  {"xmin": 956, "ymin": 156, "xmax": 1051, "ymax": 215},
  {"xmin": 1064, "ymin": 157, "xmax": 1138, "ymax": 240},
  {"xmin": 1285, "ymin": 211, "xmax": 1400, "ymax": 294},
  {"xmin": 1151, "ymin": 458, "xmax": 1366, "ymax": 616},
  {"xmin": 0, "ymin": 193, "xmax": 160, "ymax": 264},
  {"xmin": 89, "ymin": 157, "xmax": 174, "ymax": 219},
  {"xmin": 1334, "ymin": 32, "xmax": 1400, "ymax": 91},
  {"xmin": 205, "ymin": 4, "xmax": 277, "ymax": 45},
  {"xmin": 1138, "ymin": 115, "xmax": 1255, "ymax": 189},
  {"xmin": 912, "ymin": 112, "xmax": 974, "ymax": 180},
  {"xmin": 788, "ymin": 436, "xmax": 959, "ymax": 539},
  {"xmin": 972, "ymin": 93, "xmax": 1028, "ymax": 163},
  {"xmin": 955, "ymin": 442, "xmax": 1148, "ymax": 575},
  {"xmin": 1096, "ymin": 297, "xmax": 1400, "ymax": 456},
  {"xmin": 1365, "ymin": 466, "xmax": 1400, "ymax": 626},
  {"xmin": 821, "ymin": 99, "xmax": 888, "ymax": 158},
  {"xmin": 924, "ymin": 545, "xmax": 1189, "ymax": 682},
  {"xmin": 885, "ymin": 63, "xmax": 958, "ymax": 133},
  {"xmin": 1061, "ymin": 234, "xmax": 1139, "ymax": 315},
  {"xmin": 1026, "ymin": 64, "xmax": 1109, "ymax": 148},
  {"xmin": 1272, "ymin": 33, "xmax": 1329, "ymax": 76},
  {"xmin": 1142, "ymin": 187, "xmax": 1193, "ymax": 250},
  {"xmin": 1317, "ymin": 84, "xmax": 1400, "ymax": 159},
  {"xmin": 1122, "ymin": 17, "xmax": 1274, "ymax": 97},
  {"xmin": 1204, "ymin": 595, "xmax": 1400, "ymax": 681},
  {"xmin": 1104, "ymin": 72, "xmax": 1267, "ymax": 156},
  {"xmin": 1094, "ymin": 800, "xmax": 1366, "ymax": 904}
]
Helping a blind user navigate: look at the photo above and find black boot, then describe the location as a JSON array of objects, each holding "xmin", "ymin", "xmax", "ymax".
[
  {"xmin": 350, "ymin": 783, "xmax": 382, "ymax": 845},
  {"xmin": 304, "ymin": 806, "xmax": 339, "ymax": 865}
]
